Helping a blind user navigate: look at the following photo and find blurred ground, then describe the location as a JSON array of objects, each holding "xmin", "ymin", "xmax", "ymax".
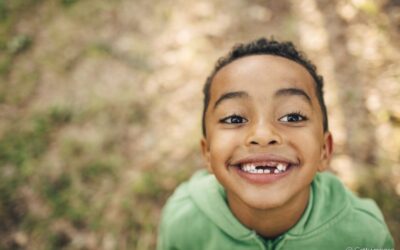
[{"xmin": 0, "ymin": 0, "xmax": 399, "ymax": 249}]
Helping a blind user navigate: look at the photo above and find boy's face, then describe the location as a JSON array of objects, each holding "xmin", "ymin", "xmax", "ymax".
[{"xmin": 201, "ymin": 55, "xmax": 333, "ymax": 210}]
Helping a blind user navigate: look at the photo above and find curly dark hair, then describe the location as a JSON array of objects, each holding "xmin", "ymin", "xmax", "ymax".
[{"xmin": 202, "ymin": 37, "xmax": 328, "ymax": 136}]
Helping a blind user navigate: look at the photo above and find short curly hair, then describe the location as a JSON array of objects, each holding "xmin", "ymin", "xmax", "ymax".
[{"xmin": 202, "ymin": 37, "xmax": 328, "ymax": 136}]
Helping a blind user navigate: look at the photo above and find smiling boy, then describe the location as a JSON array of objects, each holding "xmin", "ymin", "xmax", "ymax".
[{"xmin": 157, "ymin": 38, "xmax": 394, "ymax": 250}]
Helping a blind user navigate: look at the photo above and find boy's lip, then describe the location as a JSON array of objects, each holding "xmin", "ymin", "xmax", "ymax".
[{"xmin": 230, "ymin": 153, "xmax": 299, "ymax": 167}]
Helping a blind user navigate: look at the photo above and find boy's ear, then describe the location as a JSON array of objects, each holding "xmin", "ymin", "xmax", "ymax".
[
  {"xmin": 200, "ymin": 138, "xmax": 213, "ymax": 173},
  {"xmin": 318, "ymin": 132, "xmax": 334, "ymax": 172}
]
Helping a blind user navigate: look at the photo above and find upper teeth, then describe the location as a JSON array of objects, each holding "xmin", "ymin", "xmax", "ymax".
[
  {"xmin": 240, "ymin": 162, "xmax": 288, "ymax": 174},
  {"xmin": 277, "ymin": 164, "xmax": 285, "ymax": 171}
]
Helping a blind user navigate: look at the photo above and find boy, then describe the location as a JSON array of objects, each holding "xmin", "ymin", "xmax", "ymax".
[{"xmin": 157, "ymin": 38, "xmax": 394, "ymax": 250}]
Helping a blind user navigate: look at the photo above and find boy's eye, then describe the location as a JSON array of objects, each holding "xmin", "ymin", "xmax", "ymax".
[
  {"xmin": 220, "ymin": 115, "xmax": 248, "ymax": 124},
  {"xmin": 279, "ymin": 113, "xmax": 308, "ymax": 123}
]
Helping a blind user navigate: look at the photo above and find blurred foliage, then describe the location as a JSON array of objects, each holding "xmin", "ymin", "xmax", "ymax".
[
  {"xmin": 0, "ymin": 0, "xmax": 37, "ymax": 77},
  {"xmin": 60, "ymin": 0, "xmax": 79, "ymax": 7},
  {"xmin": 0, "ymin": 0, "xmax": 399, "ymax": 249}
]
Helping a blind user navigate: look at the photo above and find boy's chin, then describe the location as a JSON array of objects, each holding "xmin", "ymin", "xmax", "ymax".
[
  {"xmin": 228, "ymin": 190, "xmax": 295, "ymax": 211},
  {"xmin": 246, "ymin": 194, "xmax": 292, "ymax": 210}
]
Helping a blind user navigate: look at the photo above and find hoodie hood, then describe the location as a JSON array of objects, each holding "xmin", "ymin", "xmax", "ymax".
[{"xmin": 188, "ymin": 170, "xmax": 350, "ymax": 240}]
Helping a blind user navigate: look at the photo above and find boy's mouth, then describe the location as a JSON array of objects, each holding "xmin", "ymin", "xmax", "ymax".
[
  {"xmin": 238, "ymin": 161, "xmax": 291, "ymax": 174},
  {"xmin": 230, "ymin": 153, "xmax": 299, "ymax": 175}
]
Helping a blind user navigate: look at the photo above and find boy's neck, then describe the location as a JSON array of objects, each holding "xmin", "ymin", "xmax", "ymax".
[{"xmin": 227, "ymin": 186, "xmax": 310, "ymax": 239}]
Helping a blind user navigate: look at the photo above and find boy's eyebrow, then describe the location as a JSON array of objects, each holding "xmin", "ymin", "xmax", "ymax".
[
  {"xmin": 213, "ymin": 91, "xmax": 249, "ymax": 110},
  {"xmin": 275, "ymin": 87, "xmax": 311, "ymax": 104},
  {"xmin": 213, "ymin": 88, "xmax": 311, "ymax": 110}
]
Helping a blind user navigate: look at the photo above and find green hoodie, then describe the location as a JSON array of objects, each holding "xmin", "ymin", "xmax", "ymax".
[{"xmin": 157, "ymin": 170, "xmax": 394, "ymax": 250}]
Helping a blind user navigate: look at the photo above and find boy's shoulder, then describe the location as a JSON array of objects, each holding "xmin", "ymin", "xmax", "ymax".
[
  {"xmin": 303, "ymin": 172, "xmax": 394, "ymax": 248},
  {"xmin": 159, "ymin": 170, "xmax": 209, "ymax": 227},
  {"xmin": 312, "ymin": 171, "xmax": 386, "ymax": 225}
]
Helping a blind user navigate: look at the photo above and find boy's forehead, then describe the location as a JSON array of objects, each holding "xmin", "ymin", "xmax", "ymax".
[{"xmin": 211, "ymin": 55, "xmax": 316, "ymax": 98}]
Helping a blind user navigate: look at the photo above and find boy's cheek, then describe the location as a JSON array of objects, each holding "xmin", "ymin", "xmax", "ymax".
[{"xmin": 211, "ymin": 132, "xmax": 242, "ymax": 152}]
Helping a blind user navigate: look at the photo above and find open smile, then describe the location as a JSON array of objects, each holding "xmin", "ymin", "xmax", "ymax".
[
  {"xmin": 230, "ymin": 154, "xmax": 299, "ymax": 184},
  {"xmin": 239, "ymin": 161, "xmax": 292, "ymax": 174}
]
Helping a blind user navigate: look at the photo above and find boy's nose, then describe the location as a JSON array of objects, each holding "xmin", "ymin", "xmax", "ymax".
[{"xmin": 245, "ymin": 121, "xmax": 283, "ymax": 147}]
